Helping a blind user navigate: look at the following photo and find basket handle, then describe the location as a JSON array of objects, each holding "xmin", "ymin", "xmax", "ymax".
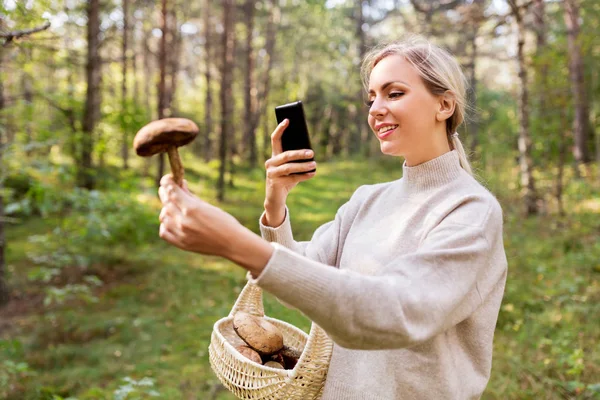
[
  {"xmin": 228, "ymin": 272, "xmax": 265, "ymax": 317},
  {"xmin": 294, "ymin": 322, "xmax": 333, "ymax": 375}
]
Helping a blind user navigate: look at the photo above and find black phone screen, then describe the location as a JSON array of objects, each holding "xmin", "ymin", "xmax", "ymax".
[{"xmin": 274, "ymin": 101, "xmax": 315, "ymax": 173}]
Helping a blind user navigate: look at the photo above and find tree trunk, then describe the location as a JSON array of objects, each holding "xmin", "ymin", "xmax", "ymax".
[
  {"xmin": 143, "ymin": 15, "xmax": 152, "ymax": 119},
  {"xmin": 331, "ymin": 109, "xmax": 343, "ymax": 157},
  {"xmin": 563, "ymin": 0, "xmax": 591, "ymax": 170},
  {"xmin": 465, "ymin": 3, "xmax": 482, "ymax": 155},
  {"xmin": 533, "ymin": 0, "xmax": 549, "ymax": 162},
  {"xmin": 79, "ymin": 0, "xmax": 102, "ymax": 190},
  {"xmin": 21, "ymin": 48, "xmax": 34, "ymax": 156},
  {"xmin": 557, "ymin": 110, "xmax": 567, "ymax": 216},
  {"xmin": 352, "ymin": 0, "xmax": 366, "ymax": 155},
  {"xmin": 218, "ymin": 0, "xmax": 235, "ymax": 201},
  {"xmin": 509, "ymin": 0, "xmax": 539, "ymax": 215},
  {"xmin": 0, "ymin": 50, "xmax": 9, "ymax": 306},
  {"xmin": 256, "ymin": 0, "xmax": 279, "ymax": 163},
  {"xmin": 203, "ymin": 0, "xmax": 214, "ymax": 162},
  {"xmin": 156, "ymin": 0, "xmax": 169, "ymax": 187},
  {"xmin": 227, "ymin": 9, "xmax": 238, "ymax": 189},
  {"xmin": 262, "ymin": 108, "xmax": 270, "ymax": 160},
  {"xmin": 168, "ymin": 7, "xmax": 181, "ymax": 116},
  {"xmin": 121, "ymin": 0, "xmax": 130, "ymax": 170},
  {"xmin": 243, "ymin": 0, "xmax": 257, "ymax": 165},
  {"xmin": 321, "ymin": 105, "xmax": 333, "ymax": 160},
  {"xmin": 132, "ymin": 11, "xmax": 140, "ymax": 105}
]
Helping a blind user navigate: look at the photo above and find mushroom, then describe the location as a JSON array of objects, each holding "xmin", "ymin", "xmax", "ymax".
[
  {"xmin": 264, "ymin": 361, "xmax": 285, "ymax": 370},
  {"xmin": 233, "ymin": 312, "xmax": 284, "ymax": 356},
  {"xmin": 235, "ymin": 345, "xmax": 263, "ymax": 365},
  {"xmin": 133, "ymin": 118, "xmax": 199, "ymax": 186},
  {"xmin": 264, "ymin": 351, "xmax": 285, "ymax": 366},
  {"xmin": 280, "ymin": 345, "xmax": 302, "ymax": 370}
]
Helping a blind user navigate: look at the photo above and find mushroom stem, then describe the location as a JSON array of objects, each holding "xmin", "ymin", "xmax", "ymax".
[{"xmin": 167, "ymin": 145, "xmax": 184, "ymax": 186}]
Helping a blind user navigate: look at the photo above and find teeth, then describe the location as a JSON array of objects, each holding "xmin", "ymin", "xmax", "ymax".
[{"xmin": 379, "ymin": 125, "xmax": 398, "ymax": 134}]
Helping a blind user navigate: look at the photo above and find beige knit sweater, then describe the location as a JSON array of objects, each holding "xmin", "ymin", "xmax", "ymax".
[{"xmin": 253, "ymin": 150, "xmax": 508, "ymax": 400}]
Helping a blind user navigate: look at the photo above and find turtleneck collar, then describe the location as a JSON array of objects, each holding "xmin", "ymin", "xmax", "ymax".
[{"xmin": 401, "ymin": 150, "xmax": 463, "ymax": 193}]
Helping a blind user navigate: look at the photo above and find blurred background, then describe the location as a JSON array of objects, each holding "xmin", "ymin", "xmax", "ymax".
[{"xmin": 1, "ymin": 0, "xmax": 599, "ymax": 399}]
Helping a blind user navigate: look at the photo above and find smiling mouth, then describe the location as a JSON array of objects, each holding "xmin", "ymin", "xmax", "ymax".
[{"xmin": 377, "ymin": 125, "xmax": 398, "ymax": 138}]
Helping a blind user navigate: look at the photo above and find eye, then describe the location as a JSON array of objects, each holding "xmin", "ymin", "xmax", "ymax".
[
  {"xmin": 364, "ymin": 99, "xmax": 374, "ymax": 108},
  {"xmin": 389, "ymin": 92, "xmax": 404, "ymax": 99}
]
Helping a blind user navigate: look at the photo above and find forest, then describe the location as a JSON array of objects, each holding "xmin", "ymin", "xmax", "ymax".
[{"xmin": 0, "ymin": 0, "xmax": 599, "ymax": 399}]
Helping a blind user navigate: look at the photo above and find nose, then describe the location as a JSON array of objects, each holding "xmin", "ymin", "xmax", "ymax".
[{"xmin": 368, "ymin": 97, "xmax": 387, "ymax": 119}]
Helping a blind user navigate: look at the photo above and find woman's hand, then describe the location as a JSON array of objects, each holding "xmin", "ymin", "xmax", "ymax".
[
  {"xmin": 158, "ymin": 175, "xmax": 245, "ymax": 258},
  {"xmin": 264, "ymin": 119, "xmax": 317, "ymax": 215}
]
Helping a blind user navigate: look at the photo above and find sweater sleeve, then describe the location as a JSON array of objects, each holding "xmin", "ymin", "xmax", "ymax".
[
  {"xmin": 253, "ymin": 196, "xmax": 507, "ymax": 350},
  {"xmin": 258, "ymin": 187, "xmax": 364, "ymax": 266}
]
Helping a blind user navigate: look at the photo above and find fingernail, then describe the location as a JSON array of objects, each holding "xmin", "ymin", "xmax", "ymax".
[{"xmin": 305, "ymin": 150, "xmax": 313, "ymax": 157}]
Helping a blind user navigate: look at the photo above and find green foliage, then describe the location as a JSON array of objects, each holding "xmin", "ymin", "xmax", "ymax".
[
  {"xmin": 0, "ymin": 340, "xmax": 35, "ymax": 398},
  {"xmin": 43, "ymin": 281, "xmax": 102, "ymax": 307},
  {"xmin": 113, "ymin": 377, "xmax": 160, "ymax": 400}
]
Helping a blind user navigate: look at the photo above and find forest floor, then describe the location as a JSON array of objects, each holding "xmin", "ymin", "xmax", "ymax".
[{"xmin": 2, "ymin": 155, "xmax": 600, "ymax": 400}]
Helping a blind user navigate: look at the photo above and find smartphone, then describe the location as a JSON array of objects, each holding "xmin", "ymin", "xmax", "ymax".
[{"xmin": 274, "ymin": 101, "xmax": 316, "ymax": 174}]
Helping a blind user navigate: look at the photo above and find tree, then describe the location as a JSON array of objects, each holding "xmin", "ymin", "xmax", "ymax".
[
  {"xmin": 78, "ymin": 0, "xmax": 102, "ymax": 190},
  {"xmin": 351, "ymin": 0, "xmax": 367, "ymax": 156},
  {"xmin": 243, "ymin": 0, "xmax": 258, "ymax": 165},
  {"xmin": 0, "ymin": 54, "xmax": 7, "ymax": 306},
  {"xmin": 203, "ymin": 0, "xmax": 214, "ymax": 163},
  {"xmin": 121, "ymin": 0, "xmax": 130, "ymax": 170},
  {"xmin": 167, "ymin": 5, "xmax": 181, "ymax": 116},
  {"xmin": 0, "ymin": 18, "xmax": 51, "ymax": 306},
  {"xmin": 508, "ymin": 0, "xmax": 539, "ymax": 215},
  {"xmin": 460, "ymin": 0, "xmax": 486, "ymax": 154},
  {"xmin": 217, "ymin": 0, "xmax": 235, "ymax": 201},
  {"xmin": 257, "ymin": 0, "xmax": 279, "ymax": 161},
  {"xmin": 563, "ymin": 0, "xmax": 592, "ymax": 171}
]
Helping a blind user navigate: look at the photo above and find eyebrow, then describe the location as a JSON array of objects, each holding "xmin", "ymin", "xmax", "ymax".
[{"xmin": 368, "ymin": 80, "xmax": 410, "ymax": 94}]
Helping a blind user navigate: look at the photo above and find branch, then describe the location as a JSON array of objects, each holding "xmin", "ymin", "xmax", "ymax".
[
  {"xmin": 410, "ymin": 0, "xmax": 464, "ymax": 14},
  {"xmin": 507, "ymin": 0, "xmax": 534, "ymax": 15},
  {"xmin": 1, "ymin": 21, "xmax": 51, "ymax": 46},
  {"xmin": 36, "ymin": 92, "xmax": 79, "ymax": 133}
]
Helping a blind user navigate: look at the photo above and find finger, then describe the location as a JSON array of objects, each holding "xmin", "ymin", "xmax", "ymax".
[
  {"xmin": 160, "ymin": 212, "xmax": 185, "ymax": 236},
  {"xmin": 164, "ymin": 182, "xmax": 187, "ymax": 208},
  {"xmin": 293, "ymin": 171, "xmax": 317, "ymax": 183},
  {"xmin": 270, "ymin": 119, "xmax": 288, "ymax": 156},
  {"xmin": 160, "ymin": 174, "xmax": 175, "ymax": 187},
  {"xmin": 182, "ymin": 179, "xmax": 191, "ymax": 194},
  {"xmin": 159, "ymin": 204, "xmax": 176, "ymax": 223},
  {"xmin": 159, "ymin": 223, "xmax": 181, "ymax": 247},
  {"xmin": 266, "ymin": 149, "xmax": 314, "ymax": 168},
  {"xmin": 158, "ymin": 186, "xmax": 169, "ymax": 204},
  {"xmin": 266, "ymin": 161, "xmax": 317, "ymax": 179}
]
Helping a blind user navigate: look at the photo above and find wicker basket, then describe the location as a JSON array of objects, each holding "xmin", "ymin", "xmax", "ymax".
[{"xmin": 208, "ymin": 276, "xmax": 333, "ymax": 399}]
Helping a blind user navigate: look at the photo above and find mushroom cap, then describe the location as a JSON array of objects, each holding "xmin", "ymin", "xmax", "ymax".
[
  {"xmin": 133, "ymin": 118, "xmax": 199, "ymax": 157},
  {"xmin": 233, "ymin": 312, "xmax": 284, "ymax": 356},
  {"xmin": 264, "ymin": 361, "xmax": 285, "ymax": 370},
  {"xmin": 235, "ymin": 345, "xmax": 263, "ymax": 365}
]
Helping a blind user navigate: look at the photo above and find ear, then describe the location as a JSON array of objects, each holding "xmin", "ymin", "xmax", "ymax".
[{"xmin": 435, "ymin": 91, "xmax": 456, "ymax": 122}]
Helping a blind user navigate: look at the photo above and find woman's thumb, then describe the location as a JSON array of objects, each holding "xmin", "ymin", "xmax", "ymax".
[{"xmin": 182, "ymin": 179, "xmax": 191, "ymax": 194}]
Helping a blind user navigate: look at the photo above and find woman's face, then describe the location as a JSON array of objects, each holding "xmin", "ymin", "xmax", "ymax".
[{"xmin": 367, "ymin": 54, "xmax": 448, "ymax": 164}]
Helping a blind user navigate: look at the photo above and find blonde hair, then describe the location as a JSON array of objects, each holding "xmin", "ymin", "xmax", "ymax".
[{"xmin": 361, "ymin": 35, "xmax": 473, "ymax": 175}]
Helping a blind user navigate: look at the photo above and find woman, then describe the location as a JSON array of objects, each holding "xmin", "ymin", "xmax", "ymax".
[{"xmin": 158, "ymin": 35, "xmax": 508, "ymax": 399}]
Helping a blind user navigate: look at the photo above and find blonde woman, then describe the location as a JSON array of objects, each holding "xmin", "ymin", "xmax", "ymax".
[{"xmin": 158, "ymin": 35, "xmax": 508, "ymax": 399}]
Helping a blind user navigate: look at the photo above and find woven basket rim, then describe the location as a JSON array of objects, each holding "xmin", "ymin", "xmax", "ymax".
[{"xmin": 212, "ymin": 315, "xmax": 311, "ymax": 376}]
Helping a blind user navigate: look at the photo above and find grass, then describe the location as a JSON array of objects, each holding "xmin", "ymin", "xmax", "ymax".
[{"xmin": 2, "ymin": 154, "xmax": 600, "ymax": 399}]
